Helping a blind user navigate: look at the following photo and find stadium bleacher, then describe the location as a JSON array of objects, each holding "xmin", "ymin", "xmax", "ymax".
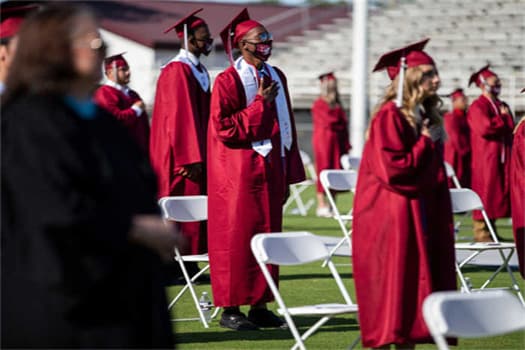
[{"xmin": 269, "ymin": 0, "xmax": 525, "ymax": 114}]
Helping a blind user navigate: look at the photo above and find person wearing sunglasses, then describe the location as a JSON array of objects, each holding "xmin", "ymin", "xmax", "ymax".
[
  {"xmin": 206, "ymin": 8, "xmax": 305, "ymax": 331},
  {"xmin": 149, "ymin": 9, "xmax": 213, "ymax": 271}
]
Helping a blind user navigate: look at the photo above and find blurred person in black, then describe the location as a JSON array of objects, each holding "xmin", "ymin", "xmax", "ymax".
[{"xmin": 1, "ymin": 4, "xmax": 176, "ymax": 348}]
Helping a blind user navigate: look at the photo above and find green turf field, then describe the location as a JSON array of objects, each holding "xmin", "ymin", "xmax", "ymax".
[{"xmin": 167, "ymin": 189, "xmax": 525, "ymax": 349}]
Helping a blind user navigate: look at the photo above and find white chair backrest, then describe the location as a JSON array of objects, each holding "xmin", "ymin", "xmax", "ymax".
[
  {"xmin": 299, "ymin": 150, "xmax": 318, "ymax": 181},
  {"xmin": 444, "ymin": 162, "xmax": 455, "ymax": 178},
  {"xmin": 251, "ymin": 232, "xmax": 329, "ymax": 265},
  {"xmin": 320, "ymin": 169, "xmax": 358, "ymax": 192},
  {"xmin": 423, "ymin": 291, "xmax": 525, "ymax": 342},
  {"xmin": 158, "ymin": 195, "xmax": 208, "ymax": 222},
  {"xmin": 299, "ymin": 150, "xmax": 311, "ymax": 165},
  {"xmin": 449, "ymin": 189, "xmax": 483, "ymax": 213},
  {"xmin": 340, "ymin": 154, "xmax": 361, "ymax": 170}
]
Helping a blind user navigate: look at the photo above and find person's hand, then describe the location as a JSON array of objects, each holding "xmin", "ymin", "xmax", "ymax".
[
  {"xmin": 177, "ymin": 163, "xmax": 203, "ymax": 181},
  {"xmin": 422, "ymin": 119, "xmax": 443, "ymax": 142},
  {"xmin": 499, "ymin": 103, "xmax": 510, "ymax": 115},
  {"xmin": 130, "ymin": 214, "xmax": 185, "ymax": 262},
  {"xmin": 257, "ymin": 78, "xmax": 279, "ymax": 103},
  {"xmin": 421, "ymin": 119, "xmax": 432, "ymax": 139},
  {"xmin": 133, "ymin": 100, "xmax": 146, "ymax": 110}
]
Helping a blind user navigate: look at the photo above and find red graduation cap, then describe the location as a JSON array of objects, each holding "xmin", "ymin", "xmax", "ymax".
[
  {"xmin": 318, "ymin": 72, "xmax": 336, "ymax": 81},
  {"xmin": 468, "ymin": 64, "xmax": 497, "ymax": 87},
  {"xmin": 446, "ymin": 88, "xmax": 466, "ymax": 101},
  {"xmin": 220, "ymin": 8, "xmax": 263, "ymax": 65},
  {"xmin": 0, "ymin": 4, "xmax": 38, "ymax": 40},
  {"xmin": 104, "ymin": 52, "xmax": 128, "ymax": 71},
  {"xmin": 372, "ymin": 38, "xmax": 434, "ymax": 80},
  {"xmin": 372, "ymin": 38, "xmax": 435, "ymax": 107},
  {"xmin": 163, "ymin": 8, "xmax": 206, "ymax": 38}
]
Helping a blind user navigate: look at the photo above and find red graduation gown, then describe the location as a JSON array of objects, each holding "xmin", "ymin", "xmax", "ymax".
[
  {"xmin": 207, "ymin": 65, "xmax": 305, "ymax": 307},
  {"xmin": 311, "ymin": 98, "xmax": 351, "ymax": 193},
  {"xmin": 149, "ymin": 62, "xmax": 210, "ymax": 254},
  {"xmin": 443, "ymin": 108, "xmax": 471, "ymax": 187},
  {"xmin": 352, "ymin": 101, "xmax": 457, "ymax": 348},
  {"xmin": 93, "ymin": 85, "xmax": 150, "ymax": 154},
  {"xmin": 467, "ymin": 95, "xmax": 513, "ymax": 220},
  {"xmin": 511, "ymin": 119, "xmax": 525, "ymax": 279}
]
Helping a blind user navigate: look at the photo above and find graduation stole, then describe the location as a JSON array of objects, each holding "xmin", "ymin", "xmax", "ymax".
[
  {"xmin": 172, "ymin": 49, "xmax": 210, "ymax": 92},
  {"xmin": 234, "ymin": 57, "xmax": 292, "ymax": 157}
]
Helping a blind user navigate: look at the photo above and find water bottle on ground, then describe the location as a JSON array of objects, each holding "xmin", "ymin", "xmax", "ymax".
[{"xmin": 199, "ymin": 291, "xmax": 213, "ymax": 322}]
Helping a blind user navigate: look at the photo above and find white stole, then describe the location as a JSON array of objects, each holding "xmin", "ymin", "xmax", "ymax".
[
  {"xmin": 233, "ymin": 57, "xmax": 292, "ymax": 157},
  {"xmin": 164, "ymin": 50, "xmax": 210, "ymax": 92}
]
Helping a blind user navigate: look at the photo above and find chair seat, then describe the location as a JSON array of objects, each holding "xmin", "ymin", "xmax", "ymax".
[
  {"xmin": 455, "ymin": 242, "xmax": 516, "ymax": 251},
  {"xmin": 455, "ymin": 248, "xmax": 519, "ymax": 267},
  {"xmin": 336, "ymin": 214, "xmax": 353, "ymax": 221},
  {"xmin": 174, "ymin": 253, "xmax": 209, "ymax": 262},
  {"xmin": 279, "ymin": 303, "xmax": 358, "ymax": 316},
  {"xmin": 317, "ymin": 236, "xmax": 352, "ymax": 257}
]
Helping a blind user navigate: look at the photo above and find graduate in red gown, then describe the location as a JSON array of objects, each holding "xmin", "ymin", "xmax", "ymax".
[
  {"xmin": 94, "ymin": 53, "xmax": 149, "ymax": 154},
  {"xmin": 443, "ymin": 88, "xmax": 470, "ymax": 187},
  {"xmin": 207, "ymin": 8, "xmax": 305, "ymax": 330},
  {"xmin": 467, "ymin": 65, "xmax": 514, "ymax": 242},
  {"xmin": 149, "ymin": 9, "xmax": 213, "ymax": 256},
  {"xmin": 511, "ymin": 88, "xmax": 525, "ymax": 279},
  {"xmin": 352, "ymin": 39, "xmax": 457, "ymax": 349},
  {"xmin": 0, "ymin": 4, "xmax": 38, "ymax": 94},
  {"xmin": 311, "ymin": 72, "xmax": 351, "ymax": 217}
]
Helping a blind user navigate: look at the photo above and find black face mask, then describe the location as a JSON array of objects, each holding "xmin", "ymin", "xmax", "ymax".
[{"xmin": 194, "ymin": 37, "xmax": 214, "ymax": 56}]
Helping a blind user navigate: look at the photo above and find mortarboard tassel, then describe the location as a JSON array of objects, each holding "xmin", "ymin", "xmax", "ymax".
[
  {"xmin": 396, "ymin": 56, "xmax": 407, "ymax": 108},
  {"xmin": 184, "ymin": 23, "xmax": 188, "ymax": 58}
]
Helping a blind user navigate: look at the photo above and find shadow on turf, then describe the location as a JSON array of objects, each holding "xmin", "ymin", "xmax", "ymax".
[
  {"xmin": 279, "ymin": 272, "xmax": 353, "ymax": 281},
  {"xmin": 175, "ymin": 317, "xmax": 359, "ymax": 344}
]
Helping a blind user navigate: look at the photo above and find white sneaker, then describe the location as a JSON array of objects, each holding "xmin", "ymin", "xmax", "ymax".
[{"xmin": 316, "ymin": 206, "xmax": 332, "ymax": 218}]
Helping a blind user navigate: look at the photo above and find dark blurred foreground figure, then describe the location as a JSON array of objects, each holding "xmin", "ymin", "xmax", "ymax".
[
  {"xmin": 511, "ymin": 88, "xmax": 525, "ymax": 279},
  {"xmin": 1, "ymin": 5, "xmax": 175, "ymax": 348},
  {"xmin": 443, "ymin": 88, "xmax": 470, "ymax": 188},
  {"xmin": 467, "ymin": 65, "xmax": 514, "ymax": 242},
  {"xmin": 352, "ymin": 39, "xmax": 456, "ymax": 349}
]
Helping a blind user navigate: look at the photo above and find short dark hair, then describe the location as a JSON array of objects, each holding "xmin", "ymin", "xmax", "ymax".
[{"xmin": 3, "ymin": 4, "xmax": 97, "ymax": 103}]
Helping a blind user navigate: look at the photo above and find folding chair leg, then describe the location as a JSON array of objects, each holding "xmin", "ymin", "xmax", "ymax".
[
  {"xmin": 347, "ymin": 335, "xmax": 361, "ymax": 350},
  {"xmin": 173, "ymin": 249, "xmax": 209, "ymax": 328}
]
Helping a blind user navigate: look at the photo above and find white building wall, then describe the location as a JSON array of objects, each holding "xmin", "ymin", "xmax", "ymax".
[{"xmin": 100, "ymin": 29, "xmax": 157, "ymax": 106}]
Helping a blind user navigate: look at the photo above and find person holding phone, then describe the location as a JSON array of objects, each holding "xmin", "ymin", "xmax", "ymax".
[
  {"xmin": 351, "ymin": 39, "xmax": 456, "ymax": 349},
  {"xmin": 207, "ymin": 8, "xmax": 305, "ymax": 331}
]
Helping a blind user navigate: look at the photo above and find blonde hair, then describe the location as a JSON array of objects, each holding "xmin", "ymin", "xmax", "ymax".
[{"xmin": 368, "ymin": 66, "xmax": 443, "ymax": 137}]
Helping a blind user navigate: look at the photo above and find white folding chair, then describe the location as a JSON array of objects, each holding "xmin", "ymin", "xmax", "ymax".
[
  {"xmin": 158, "ymin": 195, "xmax": 220, "ymax": 328},
  {"xmin": 444, "ymin": 161, "xmax": 462, "ymax": 189},
  {"xmin": 283, "ymin": 150, "xmax": 317, "ymax": 216},
  {"xmin": 423, "ymin": 290, "xmax": 525, "ymax": 350},
  {"xmin": 340, "ymin": 154, "xmax": 361, "ymax": 170},
  {"xmin": 251, "ymin": 232, "xmax": 359, "ymax": 350},
  {"xmin": 319, "ymin": 169, "xmax": 358, "ymax": 262},
  {"xmin": 449, "ymin": 189, "xmax": 524, "ymax": 305}
]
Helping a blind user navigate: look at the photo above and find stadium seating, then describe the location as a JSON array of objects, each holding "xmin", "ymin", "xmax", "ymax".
[{"xmin": 270, "ymin": 0, "xmax": 524, "ymax": 113}]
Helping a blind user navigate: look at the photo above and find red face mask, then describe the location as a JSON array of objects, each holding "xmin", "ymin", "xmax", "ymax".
[{"xmin": 251, "ymin": 41, "xmax": 272, "ymax": 61}]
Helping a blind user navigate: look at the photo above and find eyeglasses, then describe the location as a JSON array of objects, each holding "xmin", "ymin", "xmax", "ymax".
[
  {"xmin": 73, "ymin": 37, "xmax": 107, "ymax": 53},
  {"xmin": 242, "ymin": 31, "xmax": 273, "ymax": 45}
]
